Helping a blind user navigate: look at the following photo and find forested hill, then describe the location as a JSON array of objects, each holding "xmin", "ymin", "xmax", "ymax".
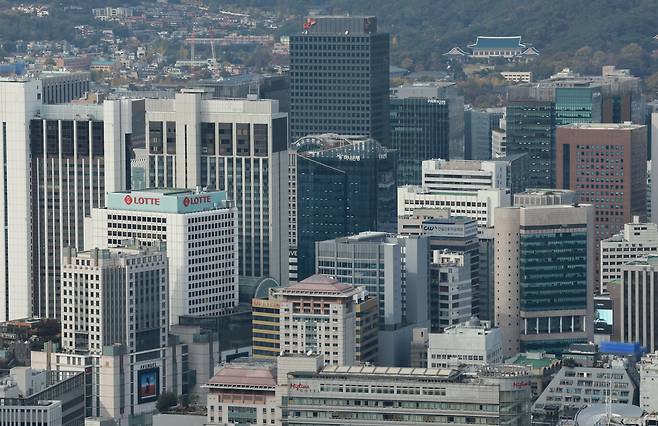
[{"xmin": 224, "ymin": 0, "xmax": 658, "ymax": 78}]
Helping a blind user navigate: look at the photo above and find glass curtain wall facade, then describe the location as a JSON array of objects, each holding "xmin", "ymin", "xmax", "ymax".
[
  {"xmin": 506, "ymin": 100, "xmax": 555, "ymax": 188},
  {"xmin": 391, "ymin": 98, "xmax": 450, "ymax": 185},
  {"xmin": 292, "ymin": 137, "xmax": 397, "ymax": 281},
  {"xmin": 519, "ymin": 226, "xmax": 588, "ymax": 353}
]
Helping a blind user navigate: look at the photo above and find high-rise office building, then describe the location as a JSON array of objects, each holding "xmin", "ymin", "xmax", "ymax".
[
  {"xmin": 85, "ymin": 189, "xmax": 238, "ymax": 325},
  {"xmin": 60, "ymin": 242, "xmax": 168, "ymax": 355},
  {"xmin": 289, "ymin": 16, "xmax": 390, "ymax": 145},
  {"xmin": 650, "ymin": 112, "xmax": 658, "ymax": 225},
  {"xmin": 494, "ymin": 204, "xmax": 594, "ymax": 357},
  {"xmin": 611, "ymin": 255, "xmax": 658, "ymax": 352},
  {"xmin": 557, "ymin": 123, "xmax": 647, "ymax": 289},
  {"xmin": 422, "ymin": 217, "xmax": 481, "ymax": 318},
  {"xmin": 491, "ymin": 111, "xmax": 507, "ymax": 158},
  {"xmin": 315, "ymin": 232, "xmax": 429, "ymax": 366},
  {"xmin": 0, "ymin": 79, "xmax": 137, "ymax": 322},
  {"xmin": 601, "ymin": 217, "xmax": 658, "ymax": 294},
  {"xmin": 390, "ymin": 82, "xmax": 464, "ymax": 184},
  {"xmin": 429, "ymin": 250, "xmax": 471, "ymax": 332},
  {"xmin": 506, "ymin": 66, "xmax": 643, "ymax": 188},
  {"xmin": 144, "ymin": 91, "xmax": 289, "ymax": 284},
  {"xmin": 557, "ymin": 123, "xmax": 647, "ymax": 241},
  {"xmin": 478, "ymin": 227, "xmax": 495, "ymax": 322},
  {"xmin": 464, "ymin": 106, "xmax": 504, "ymax": 160},
  {"xmin": 288, "ymin": 134, "xmax": 397, "ymax": 282},
  {"xmin": 254, "ymin": 275, "xmax": 379, "ymax": 366}
]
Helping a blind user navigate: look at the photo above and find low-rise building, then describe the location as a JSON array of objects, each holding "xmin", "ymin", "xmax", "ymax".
[
  {"xmin": 427, "ymin": 318, "xmax": 503, "ymax": 369},
  {"xmin": 601, "ymin": 217, "xmax": 658, "ymax": 294},
  {"xmin": 203, "ymin": 359, "xmax": 279, "ymax": 426},
  {"xmin": 398, "ymin": 185, "xmax": 511, "ymax": 228},
  {"xmin": 278, "ymin": 354, "xmax": 532, "ymax": 425},
  {"xmin": 532, "ymin": 353, "xmax": 639, "ymax": 424},
  {"xmin": 513, "ymin": 188, "xmax": 578, "ymax": 207},
  {"xmin": 505, "ymin": 352, "xmax": 560, "ymax": 400},
  {"xmin": 501, "ymin": 71, "xmax": 533, "ymax": 83},
  {"xmin": 409, "ymin": 328, "xmax": 429, "ymax": 368},
  {"xmin": 0, "ymin": 367, "xmax": 88, "ymax": 426},
  {"xmin": 205, "ymin": 354, "xmax": 533, "ymax": 425},
  {"xmin": 640, "ymin": 351, "xmax": 658, "ymax": 413}
]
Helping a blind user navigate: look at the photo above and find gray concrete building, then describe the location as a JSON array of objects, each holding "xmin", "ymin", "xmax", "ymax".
[{"xmin": 315, "ymin": 232, "xmax": 429, "ymax": 366}]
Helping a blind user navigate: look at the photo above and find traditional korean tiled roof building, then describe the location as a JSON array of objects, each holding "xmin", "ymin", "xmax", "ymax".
[{"xmin": 468, "ymin": 36, "xmax": 526, "ymax": 58}]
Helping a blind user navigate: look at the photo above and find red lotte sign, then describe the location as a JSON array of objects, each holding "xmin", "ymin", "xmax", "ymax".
[
  {"xmin": 123, "ymin": 195, "xmax": 160, "ymax": 206},
  {"xmin": 182, "ymin": 195, "xmax": 211, "ymax": 207}
]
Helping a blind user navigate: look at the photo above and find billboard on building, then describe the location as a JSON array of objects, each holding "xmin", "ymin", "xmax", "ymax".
[{"xmin": 137, "ymin": 367, "xmax": 160, "ymax": 404}]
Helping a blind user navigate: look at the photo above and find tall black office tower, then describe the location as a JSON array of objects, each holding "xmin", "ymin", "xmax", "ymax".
[{"xmin": 290, "ymin": 16, "xmax": 390, "ymax": 146}]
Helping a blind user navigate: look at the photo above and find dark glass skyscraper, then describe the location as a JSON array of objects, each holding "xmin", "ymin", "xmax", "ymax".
[
  {"xmin": 288, "ymin": 134, "xmax": 397, "ymax": 281},
  {"xmin": 390, "ymin": 83, "xmax": 464, "ymax": 185},
  {"xmin": 289, "ymin": 16, "xmax": 390, "ymax": 146}
]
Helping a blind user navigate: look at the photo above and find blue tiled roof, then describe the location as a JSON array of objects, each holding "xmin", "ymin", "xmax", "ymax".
[{"xmin": 468, "ymin": 36, "xmax": 525, "ymax": 49}]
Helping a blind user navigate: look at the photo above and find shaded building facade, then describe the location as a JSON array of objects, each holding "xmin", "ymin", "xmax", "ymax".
[
  {"xmin": 289, "ymin": 16, "xmax": 390, "ymax": 145},
  {"xmin": 288, "ymin": 134, "xmax": 397, "ymax": 281},
  {"xmin": 390, "ymin": 83, "xmax": 464, "ymax": 185}
]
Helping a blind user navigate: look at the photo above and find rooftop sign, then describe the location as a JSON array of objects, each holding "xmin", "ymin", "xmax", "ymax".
[{"xmin": 107, "ymin": 190, "xmax": 227, "ymax": 214}]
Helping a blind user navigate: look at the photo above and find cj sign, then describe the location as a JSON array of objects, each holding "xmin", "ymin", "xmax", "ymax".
[{"xmin": 124, "ymin": 195, "xmax": 160, "ymax": 206}]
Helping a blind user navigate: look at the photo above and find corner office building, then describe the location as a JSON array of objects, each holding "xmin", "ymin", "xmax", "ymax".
[
  {"xmin": 85, "ymin": 189, "xmax": 238, "ymax": 325},
  {"xmin": 0, "ymin": 79, "xmax": 137, "ymax": 322},
  {"xmin": 289, "ymin": 16, "xmax": 390, "ymax": 146}
]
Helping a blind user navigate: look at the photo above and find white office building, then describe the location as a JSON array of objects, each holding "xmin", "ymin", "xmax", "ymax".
[
  {"xmin": 0, "ymin": 79, "xmax": 136, "ymax": 321},
  {"xmin": 427, "ymin": 318, "xmax": 503, "ymax": 369},
  {"xmin": 421, "ymin": 158, "xmax": 508, "ymax": 192},
  {"xmin": 640, "ymin": 351, "xmax": 658, "ymax": 413},
  {"xmin": 398, "ymin": 185, "xmax": 510, "ymax": 228},
  {"xmin": 144, "ymin": 92, "xmax": 289, "ymax": 284},
  {"xmin": 85, "ymin": 188, "xmax": 237, "ymax": 325},
  {"xmin": 601, "ymin": 217, "xmax": 658, "ymax": 294},
  {"xmin": 60, "ymin": 243, "xmax": 168, "ymax": 355}
]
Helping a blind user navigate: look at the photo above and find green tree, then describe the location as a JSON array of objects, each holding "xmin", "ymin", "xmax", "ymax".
[{"xmin": 156, "ymin": 392, "xmax": 177, "ymax": 413}]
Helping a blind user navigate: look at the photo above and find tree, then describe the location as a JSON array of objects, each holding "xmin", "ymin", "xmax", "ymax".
[
  {"xmin": 156, "ymin": 392, "xmax": 177, "ymax": 412},
  {"xmin": 179, "ymin": 393, "xmax": 191, "ymax": 408}
]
